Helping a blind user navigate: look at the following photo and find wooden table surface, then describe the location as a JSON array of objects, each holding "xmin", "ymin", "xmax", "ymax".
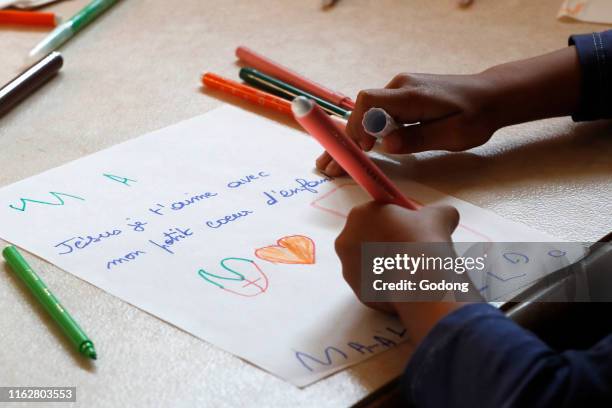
[{"xmin": 1, "ymin": 0, "xmax": 610, "ymax": 406}]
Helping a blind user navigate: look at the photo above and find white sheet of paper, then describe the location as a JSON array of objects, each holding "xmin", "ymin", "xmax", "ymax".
[
  {"xmin": 0, "ymin": 106, "xmax": 559, "ymax": 386},
  {"xmin": 558, "ymin": 0, "xmax": 612, "ymax": 24}
]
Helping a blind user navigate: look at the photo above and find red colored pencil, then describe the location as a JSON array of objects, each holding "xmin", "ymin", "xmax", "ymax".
[
  {"xmin": 202, "ymin": 72, "xmax": 293, "ymax": 116},
  {"xmin": 0, "ymin": 10, "xmax": 59, "ymax": 28}
]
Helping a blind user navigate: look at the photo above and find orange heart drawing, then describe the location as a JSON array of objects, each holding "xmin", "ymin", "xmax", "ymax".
[{"xmin": 255, "ymin": 235, "xmax": 316, "ymax": 265}]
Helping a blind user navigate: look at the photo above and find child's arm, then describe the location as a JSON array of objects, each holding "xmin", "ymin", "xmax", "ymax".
[
  {"xmin": 401, "ymin": 302, "xmax": 612, "ymax": 407},
  {"xmin": 318, "ymin": 31, "xmax": 612, "ymax": 176},
  {"xmin": 336, "ymin": 203, "xmax": 612, "ymax": 406}
]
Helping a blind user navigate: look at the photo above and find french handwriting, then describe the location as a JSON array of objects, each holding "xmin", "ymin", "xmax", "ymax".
[
  {"xmin": 149, "ymin": 203, "xmax": 165, "ymax": 216},
  {"xmin": 263, "ymin": 176, "xmax": 331, "ymax": 206},
  {"xmin": 226, "ymin": 171, "xmax": 270, "ymax": 189},
  {"xmin": 126, "ymin": 219, "xmax": 148, "ymax": 232},
  {"xmin": 54, "ymin": 229, "xmax": 123, "ymax": 255},
  {"xmin": 148, "ymin": 227, "xmax": 194, "ymax": 255},
  {"xmin": 148, "ymin": 192, "xmax": 218, "ymax": 216},
  {"xmin": 106, "ymin": 250, "xmax": 146, "ymax": 270},
  {"xmin": 205, "ymin": 210, "xmax": 254, "ymax": 229}
]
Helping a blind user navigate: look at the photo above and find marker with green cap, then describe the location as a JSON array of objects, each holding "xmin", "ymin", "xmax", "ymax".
[
  {"xmin": 2, "ymin": 246, "xmax": 97, "ymax": 360},
  {"xmin": 239, "ymin": 67, "xmax": 351, "ymax": 119},
  {"xmin": 27, "ymin": 0, "xmax": 120, "ymax": 63}
]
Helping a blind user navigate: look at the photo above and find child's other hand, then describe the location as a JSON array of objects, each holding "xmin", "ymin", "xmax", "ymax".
[
  {"xmin": 350, "ymin": 73, "xmax": 499, "ymax": 155},
  {"xmin": 318, "ymin": 46, "xmax": 582, "ymax": 177},
  {"xmin": 335, "ymin": 203, "xmax": 459, "ymax": 313},
  {"xmin": 316, "ymin": 72, "xmax": 498, "ymax": 177}
]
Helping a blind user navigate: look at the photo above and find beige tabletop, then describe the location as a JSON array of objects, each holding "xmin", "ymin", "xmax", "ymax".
[{"xmin": 0, "ymin": 0, "xmax": 611, "ymax": 407}]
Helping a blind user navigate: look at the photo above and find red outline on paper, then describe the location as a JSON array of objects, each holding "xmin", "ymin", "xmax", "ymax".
[{"xmin": 310, "ymin": 182, "xmax": 493, "ymax": 243}]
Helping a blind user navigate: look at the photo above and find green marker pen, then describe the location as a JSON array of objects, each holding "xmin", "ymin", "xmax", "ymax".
[
  {"xmin": 239, "ymin": 67, "xmax": 351, "ymax": 119},
  {"xmin": 3, "ymin": 246, "xmax": 97, "ymax": 360},
  {"xmin": 27, "ymin": 0, "xmax": 120, "ymax": 63}
]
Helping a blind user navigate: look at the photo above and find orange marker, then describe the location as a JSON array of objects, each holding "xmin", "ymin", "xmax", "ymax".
[
  {"xmin": 292, "ymin": 96, "xmax": 419, "ymax": 210},
  {"xmin": 0, "ymin": 10, "xmax": 60, "ymax": 28},
  {"xmin": 202, "ymin": 72, "xmax": 293, "ymax": 117}
]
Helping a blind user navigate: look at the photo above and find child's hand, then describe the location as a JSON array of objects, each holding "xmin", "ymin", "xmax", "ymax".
[
  {"xmin": 335, "ymin": 202, "xmax": 459, "ymax": 313},
  {"xmin": 316, "ymin": 47, "xmax": 581, "ymax": 177},
  {"xmin": 349, "ymin": 73, "xmax": 499, "ymax": 154},
  {"xmin": 335, "ymin": 203, "xmax": 468, "ymax": 342},
  {"xmin": 316, "ymin": 72, "xmax": 498, "ymax": 176}
]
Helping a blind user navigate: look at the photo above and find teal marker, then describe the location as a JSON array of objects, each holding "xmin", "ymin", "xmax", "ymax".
[
  {"xmin": 239, "ymin": 67, "xmax": 351, "ymax": 119},
  {"xmin": 28, "ymin": 0, "xmax": 119, "ymax": 62}
]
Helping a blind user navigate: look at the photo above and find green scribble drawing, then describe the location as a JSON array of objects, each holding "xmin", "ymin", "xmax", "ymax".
[
  {"xmin": 197, "ymin": 257, "xmax": 252, "ymax": 289},
  {"xmin": 103, "ymin": 173, "xmax": 137, "ymax": 187},
  {"xmin": 9, "ymin": 192, "xmax": 85, "ymax": 212}
]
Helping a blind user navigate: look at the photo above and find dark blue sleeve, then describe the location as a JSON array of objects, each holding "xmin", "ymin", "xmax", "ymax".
[
  {"xmin": 569, "ymin": 31, "xmax": 612, "ymax": 121},
  {"xmin": 403, "ymin": 303, "xmax": 612, "ymax": 407}
]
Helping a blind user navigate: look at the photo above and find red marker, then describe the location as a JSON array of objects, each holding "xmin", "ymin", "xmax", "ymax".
[
  {"xmin": 292, "ymin": 96, "xmax": 418, "ymax": 210},
  {"xmin": 236, "ymin": 46, "xmax": 356, "ymax": 110}
]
